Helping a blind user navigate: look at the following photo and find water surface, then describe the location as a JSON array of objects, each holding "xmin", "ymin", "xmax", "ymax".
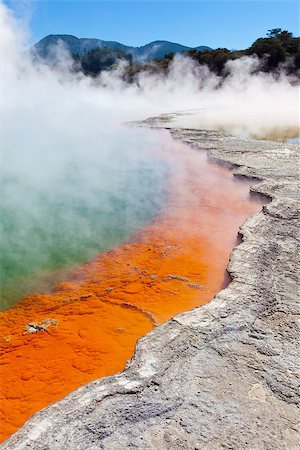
[{"xmin": 0, "ymin": 136, "xmax": 167, "ymax": 309}]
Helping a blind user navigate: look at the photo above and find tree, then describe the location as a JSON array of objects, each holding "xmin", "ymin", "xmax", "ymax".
[
  {"xmin": 276, "ymin": 30, "xmax": 294, "ymax": 43},
  {"xmin": 267, "ymin": 28, "xmax": 283, "ymax": 38},
  {"xmin": 247, "ymin": 38, "xmax": 286, "ymax": 69},
  {"xmin": 74, "ymin": 47, "xmax": 132, "ymax": 76},
  {"xmin": 267, "ymin": 28, "xmax": 293, "ymax": 42},
  {"xmin": 186, "ymin": 48, "xmax": 236, "ymax": 75}
]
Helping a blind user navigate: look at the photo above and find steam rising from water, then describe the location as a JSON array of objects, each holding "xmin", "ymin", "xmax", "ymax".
[
  {"xmin": 0, "ymin": 2, "xmax": 299, "ymax": 308},
  {"xmin": 0, "ymin": 2, "xmax": 169, "ymax": 308}
]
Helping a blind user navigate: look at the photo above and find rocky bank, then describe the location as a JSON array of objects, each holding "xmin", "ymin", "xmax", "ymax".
[{"xmin": 2, "ymin": 122, "xmax": 299, "ymax": 450}]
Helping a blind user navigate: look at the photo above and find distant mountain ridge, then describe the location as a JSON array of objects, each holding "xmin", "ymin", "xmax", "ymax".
[{"xmin": 34, "ymin": 34, "xmax": 212, "ymax": 62}]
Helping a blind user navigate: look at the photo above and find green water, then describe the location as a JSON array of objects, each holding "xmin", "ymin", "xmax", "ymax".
[{"xmin": 0, "ymin": 158, "xmax": 166, "ymax": 310}]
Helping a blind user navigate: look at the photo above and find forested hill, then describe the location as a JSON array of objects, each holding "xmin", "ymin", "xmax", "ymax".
[
  {"xmin": 124, "ymin": 29, "xmax": 300, "ymax": 80},
  {"xmin": 33, "ymin": 29, "xmax": 300, "ymax": 78},
  {"xmin": 33, "ymin": 34, "xmax": 212, "ymax": 62}
]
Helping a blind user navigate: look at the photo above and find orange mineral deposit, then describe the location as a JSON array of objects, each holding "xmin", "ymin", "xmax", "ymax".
[{"xmin": 0, "ymin": 136, "xmax": 266, "ymax": 442}]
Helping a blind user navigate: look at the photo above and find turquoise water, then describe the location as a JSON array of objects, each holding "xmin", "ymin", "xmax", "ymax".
[{"xmin": 0, "ymin": 153, "xmax": 167, "ymax": 310}]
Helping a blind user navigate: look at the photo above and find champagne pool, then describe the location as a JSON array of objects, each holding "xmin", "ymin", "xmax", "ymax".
[{"xmin": 0, "ymin": 131, "xmax": 267, "ymax": 442}]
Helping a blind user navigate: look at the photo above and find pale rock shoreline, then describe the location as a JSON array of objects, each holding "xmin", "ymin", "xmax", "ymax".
[{"xmin": 2, "ymin": 121, "xmax": 299, "ymax": 450}]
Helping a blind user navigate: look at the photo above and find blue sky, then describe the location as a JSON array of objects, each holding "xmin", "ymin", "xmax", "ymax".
[{"xmin": 6, "ymin": 1, "xmax": 300, "ymax": 49}]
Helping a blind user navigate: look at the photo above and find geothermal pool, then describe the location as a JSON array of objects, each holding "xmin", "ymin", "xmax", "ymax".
[
  {"xmin": 0, "ymin": 145, "xmax": 166, "ymax": 310},
  {"xmin": 0, "ymin": 132, "xmax": 266, "ymax": 442}
]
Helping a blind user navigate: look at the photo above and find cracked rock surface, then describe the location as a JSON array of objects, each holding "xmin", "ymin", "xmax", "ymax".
[{"xmin": 2, "ymin": 124, "xmax": 299, "ymax": 450}]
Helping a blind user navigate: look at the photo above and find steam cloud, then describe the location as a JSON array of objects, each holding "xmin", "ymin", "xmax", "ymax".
[{"xmin": 0, "ymin": 2, "xmax": 299, "ymax": 308}]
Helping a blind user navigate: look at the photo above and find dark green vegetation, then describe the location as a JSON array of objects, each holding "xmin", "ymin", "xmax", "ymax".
[
  {"xmin": 34, "ymin": 29, "xmax": 299, "ymax": 78},
  {"xmin": 124, "ymin": 29, "xmax": 300, "ymax": 80},
  {"xmin": 187, "ymin": 29, "xmax": 300, "ymax": 74},
  {"xmin": 73, "ymin": 48, "xmax": 132, "ymax": 76}
]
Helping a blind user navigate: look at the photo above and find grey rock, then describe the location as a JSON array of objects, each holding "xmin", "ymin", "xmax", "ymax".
[
  {"xmin": 2, "ymin": 124, "xmax": 299, "ymax": 450},
  {"xmin": 149, "ymin": 274, "xmax": 157, "ymax": 280},
  {"xmin": 25, "ymin": 319, "xmax": 58, "ymax": 334},
  {"xmin": 167, "ymin": 274, "xmax": 190, "ymax": 282},
  {"xmin": 25, "ymin": 322, "xmax": 46, "ymax": 334}
]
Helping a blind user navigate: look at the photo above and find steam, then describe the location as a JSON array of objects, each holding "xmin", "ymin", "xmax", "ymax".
[
  {"xmin": 0, "ymin": 2, "xmax": 299, "ymax": 308},
  {"xmin": 0, "ymin": 2, "xmax": 168, "ymax": 308}
]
